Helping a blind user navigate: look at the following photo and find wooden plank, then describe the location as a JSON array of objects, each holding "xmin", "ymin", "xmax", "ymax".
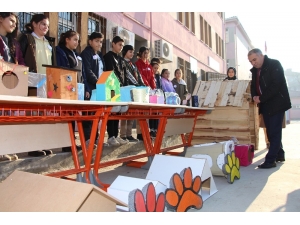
[
  {"xmin": 195, "ymin": 120, "xmax": 250, "ymax": 130},
  {"xmin": 233, "ymin": 80, "xmax": 248, "ymax": 106},
  {"xmin": 208, "ymin": 80, "xmax": 222, "ymax": 107},
  {"xmin": 203, "ymin": 81, "xmax": 216, "ymax": 106},
  {"xmin": 227, "ymin": 80, "xmax": 239, "ymax": 106},
  {"xmin": 197, "ymin": 109, "xmax": 250, "ymax": 121},
  {"xmin": 198, "ymin": 81, "xmax": 211, "ymax": 107},
  {"xmin": 219, "ymin": 81, "xmax": 233, "ymax": 106},
  {"xmin": 194, "ymin": 129, "xmax": 251, "ymax": 138},
  {"xmin": 192, "ymin": 80, "xmax": 201, "ymax": 96},
  {"xmin": 214, "ymin": 82, "xmax": 227, "ymax": 106}
]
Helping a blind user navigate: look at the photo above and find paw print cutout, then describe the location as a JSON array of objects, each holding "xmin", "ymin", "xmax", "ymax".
[
  {"xmin": 165, "ymin": 167, "xmax": 203, "ymax": 212},
  {"xmin": 222, "ymin": 151, "xmax": 240, "ymax": 184},
  {"xmin": 128, "ymin": 182, "xmax": 165, "ymax": 212}
]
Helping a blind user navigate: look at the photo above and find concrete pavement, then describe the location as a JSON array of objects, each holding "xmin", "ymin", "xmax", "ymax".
[
  {"xmin": 96, "ymin": 121, "xmax": 300, "ymax": 212},
  {"xmin": 1, "ymin": 121, "xmax": 299, "ymax": 212}
]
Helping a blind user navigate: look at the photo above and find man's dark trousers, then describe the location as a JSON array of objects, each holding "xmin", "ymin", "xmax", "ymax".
[{"xmin": 262, "ymin": 111, "xmax": 285, "ymax": 163}]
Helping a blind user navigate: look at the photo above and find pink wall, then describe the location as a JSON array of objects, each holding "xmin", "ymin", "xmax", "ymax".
[{"xmin": 96, "ymin": 12, "xmax": 225, "ymax": 73}]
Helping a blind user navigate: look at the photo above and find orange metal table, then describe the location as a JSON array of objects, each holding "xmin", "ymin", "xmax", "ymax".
[{"xmin": 0, "ymin": 95, "xmax": 211, "ymax": 190}]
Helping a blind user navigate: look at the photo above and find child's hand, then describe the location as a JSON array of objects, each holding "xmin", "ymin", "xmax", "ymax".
[
  {"xmin": 85, "ymin": 91, "xmax": 90, "ymax": 99},
  {"xmin": 185, "ymin": 93, "xmax": 191, "ymax": 100}
]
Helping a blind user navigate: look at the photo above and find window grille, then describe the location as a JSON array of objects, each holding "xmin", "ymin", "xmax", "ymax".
[
  {"xmin": 58, "ymin": 12, "xmax": 77, "ymax": 39},
  {"xmin": 17, "ymin": 12, "xmax": 42, "ymax": 33}
]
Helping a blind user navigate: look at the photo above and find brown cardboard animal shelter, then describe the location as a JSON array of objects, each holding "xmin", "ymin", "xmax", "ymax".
[
  {"xmin": 43, "ymin": 65, "xmax": 80, "ymax": 100},
  {"xmin": 0, "ymin": 171, "xmax": 126, "ymax": 212},
  {"xmin": 0, "ymin": 61, "xmax": 28, "ymax": 96}
]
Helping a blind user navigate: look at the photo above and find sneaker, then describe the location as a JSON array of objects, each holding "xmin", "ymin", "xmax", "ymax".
[
  {"xmin": 107, "ymin": 136, "xmax": 121, "ymax": 147},
  {"xmin": 85, "ymin": 139, "xmax": 97, "ymax": 149},
  {"xmin": 116, "ymin": 136, "xmax": 129, "ymax": 145},
  {"xmin": 0, "ymin": 154, "xmax": 18, "ymax": 162},
  {"xmin": 150, "ymin": 130, "xmax": 156, "ymax": 138},
  {"xmin": 137, "ymin": 134, "xmax": 143, "ymax": 141},
  {"xmin": 126, "ymin": 136, "xmax": 139, "ymax": 142},
  {"xmin": 28, "ymin": 151, "xmax": 46, "ymax": 157}
]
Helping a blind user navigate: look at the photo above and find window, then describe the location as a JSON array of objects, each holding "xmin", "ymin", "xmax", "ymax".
[
  {"xmin": 208, "ymin": 24, "xmax": 212, "ymax": 48},
  {"xmin": 178, "ymin": 57, "xmax": 195, "ymax": 94},
  {"xmin": 58, "ymin": 12, "xmax": 78, "ymax": 39},
  {"xmin": 88, "ymin": 13, "xmax": 107, "ymax": 54},
  {"xmin": 216, "ymin": 33, "xmax": 219, "ymax": 54},
  {"xmin": 200, "ymin": 15, "xmax": 204, "ymax": 41},
  {"xmin": 17, "ymin": 12, "xmax": 43, "ymax": 33},
  {"xmin": 178, "ymin": 12, "xmax": 195, "ymax": 33},
  {"xmin": 191, "ymin": 12, "xmax": 195, "ymax": 34},
  {"xmin": 225, "ymin": 28, "xmax": 229, "ymax": 43}
]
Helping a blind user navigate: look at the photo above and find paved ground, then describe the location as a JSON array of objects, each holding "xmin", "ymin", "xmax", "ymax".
[{"xmin": 96, "ymin": 121, "xmax": 300, "ymax": 212}]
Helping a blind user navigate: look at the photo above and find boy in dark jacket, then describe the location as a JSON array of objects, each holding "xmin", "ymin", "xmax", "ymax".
[
  {"xmin": 80, "ymin": 32, "xmax": 105, "ymax": 148},
  {"xmin": 103, "ymin": 36, "xmax": 128, "ymax": 146}
]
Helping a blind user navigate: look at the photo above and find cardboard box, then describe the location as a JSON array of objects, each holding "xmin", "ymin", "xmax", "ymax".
[
  {"xmin": 0, "ymin": 171, "xmax": 127, "ymax": 212},
  {"xmin": 107, "ymin": 175, "xmax": 167, "ymax": 211},
  {"xmin": 0, "ymin": 61, "xmax": 28, "ymax": 96},
  {"xmin": 44, "ymin": 65, "xmax": 79, "ymax": 100}
]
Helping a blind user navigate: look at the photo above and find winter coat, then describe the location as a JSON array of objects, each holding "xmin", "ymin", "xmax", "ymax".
[
  {"xmin": 56, "ymin": 45, "xmax": 86, "ymax": 85},
  {"xmin": 135, "ymin": 58, "xmax": 156, "ymax": 89},
  {"xmin": 0, "ymin": 36, "xmax": 25, "ymax": 65},
  {"xmin": 250, "ymin": 55, "xmax": 291, "ymax": 116},
  {"xmin": 103, "ymin": 51, "xmax": 125, "ymax": 86},
  {"xmin": 171, "ymin": 78, "xmax": 189, "ymax": 104},
  {"xmin": 121, "ymin": 58, "xmax": 145, "ymax": 86},
  {"xmin": 18, "ymin": 33, "xmax": 56, "ymax": 72},
  {"xmin": 80, "ymin": 45, "xmax": 105, "ymax": 92}
]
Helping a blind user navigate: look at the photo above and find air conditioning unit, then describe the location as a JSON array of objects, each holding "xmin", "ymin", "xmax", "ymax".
[
  {"xmin": 112, "ymin": 26, "xmax": 135, "ymax": 47},
  {"xmin": 154, "ymin": 39, "xmax": 173, "ymax": 63}
]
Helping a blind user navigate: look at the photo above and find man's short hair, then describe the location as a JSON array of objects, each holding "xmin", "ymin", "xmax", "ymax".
[
  {"xmin": 112, "ymin": 35, "xmax": 124, "ymax": 44},
  {"xmin": 248, "ymin": 48, "xmax": 263, "ymax": 56},
  {"xmin": 89, "ymin": 32, "xmax": 103, "ymax": 40}
]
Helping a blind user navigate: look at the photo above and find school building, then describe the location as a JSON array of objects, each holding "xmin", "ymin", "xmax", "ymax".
[{"xmin": 16, "ymin": 12, "xmax": 226, "ymax": 93}]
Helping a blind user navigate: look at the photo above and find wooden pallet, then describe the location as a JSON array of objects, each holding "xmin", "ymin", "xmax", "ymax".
[{"xmin": 191, "ymin": 80, "xmax": 260, "ymax": 149}]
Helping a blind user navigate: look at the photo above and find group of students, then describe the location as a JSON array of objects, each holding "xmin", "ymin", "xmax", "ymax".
[{"xmin": 0, "ymin": 12, "xmax": 192, "ymax": 161}]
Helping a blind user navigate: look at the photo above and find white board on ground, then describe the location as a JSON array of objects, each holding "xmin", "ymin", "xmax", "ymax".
[
  {"xmin": 107, "ymin": 176, "xmax": 167, "ymax": 211},
  {"xmin": 146, "ymin": 154, "xmax": 217, "ymax": 201}
]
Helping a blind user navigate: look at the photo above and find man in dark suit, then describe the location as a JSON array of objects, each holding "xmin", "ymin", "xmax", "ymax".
[{"xmin": 248, "ymin": 48, "xmax": 291, "ymax": 169}]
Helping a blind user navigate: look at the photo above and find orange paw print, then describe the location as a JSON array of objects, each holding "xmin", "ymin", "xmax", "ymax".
[
  {"xmin": 165, "ymin": 167, "xmax": 203, "ymax": 212},
  {"xmin": 128, "ymin": 182, "xmax": 165, "ymax": 212}
]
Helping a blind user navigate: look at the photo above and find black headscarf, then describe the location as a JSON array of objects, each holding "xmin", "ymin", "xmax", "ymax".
[{"xmin": 224, "ymin": 67, "xmax": 237, "ymax": 80}]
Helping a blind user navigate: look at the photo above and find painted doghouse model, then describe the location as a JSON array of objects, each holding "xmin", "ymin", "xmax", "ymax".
[
  {"xmin": 43, "ymin": 65, "xmax": 80, "ymax": 100},
  {"xmin": 0, "ymin": 61, "xmax": 28, "ymax": 96},
  {"xmin": 95, "ymin": 71, "xmax": 120, "ymax": 102}
]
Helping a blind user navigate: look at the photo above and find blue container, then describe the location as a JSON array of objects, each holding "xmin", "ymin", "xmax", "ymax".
[{"xmin": 120, "ymin": 85, "xmax": 135, "ymax": 102}]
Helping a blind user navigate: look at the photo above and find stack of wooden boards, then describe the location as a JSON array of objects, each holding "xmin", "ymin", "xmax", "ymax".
[{"xmin": 191, "ymin": 80, "xmax": 260, "ymax": 150}]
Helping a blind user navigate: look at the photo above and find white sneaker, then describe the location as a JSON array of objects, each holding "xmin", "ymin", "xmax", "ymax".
[
  {"xmin": 107, "ymin": 136, "xmax": 120, "ymax": 147},
  {"xmin": 85, "ymin": 139, "xmax": 97, "ymax": 149},
  {"xmin": 116, "ymin": 136, "xmax": 129, "ymax": 145}
]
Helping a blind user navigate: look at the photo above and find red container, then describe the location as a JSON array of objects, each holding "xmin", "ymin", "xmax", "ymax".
[{"xmin": 234, "ymin": 144, "xmax": 254, "ymax": 166}]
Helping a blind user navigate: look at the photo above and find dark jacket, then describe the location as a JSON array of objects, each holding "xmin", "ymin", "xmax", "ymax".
[
  {"xmin": 80, "ymin": 45, "xmax": 105, "ymax": 92},
  {"xmin": 56, "ymin": 45, "xmax": 86, "ymax": 85},
  {"xmin": 0, "ymin": 36, "xmax": 25, "ymax": 65},
  {"xmin": 250, "ymin": 55, "xmax": 291, "ymax": 116},
  {"xmin": 171, "ymin": 78, "xmax": 189, "ymax": 105},
  {"xmin": 155, "ymin": 73, "xmax": 162, "ymax": 89},
  {"xmin": 121, "ymin": 58, "xmax": 145, "ymax": 86},
  {"xmin": 103, "ymin": 51, "xmax": 125, "ymax": 86},
  {"xmin": 18, "ymin": 33, "xmax": 56, "ymax": 72}
]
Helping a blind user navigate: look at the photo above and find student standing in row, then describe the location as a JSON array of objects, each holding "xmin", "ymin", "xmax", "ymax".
[
  {"xmin": 172, "ymin": 69, "xmax": 191, "ymax": 105},
  {"xmin": 120, "ymin": 44, "xmax": 145, "ymax": 142},
  {"xmin": 19, "ymin": 13, "xmax": 56, "ymax": 157},
  {"xmin": 0, "ymin": 12, "xmax": 24, "ymax": 161},
  {"xmin": 80, "ymin": 32, "xmax": 105, "ymax": 149},
  {"xmin": 56, "ymin": 29, "xmax": 84, "ymax": 152},
  {"xmin": 135, "ymin": 46, "xmax": 156, "ymax": 141},
  {"xmin": 103, "ymin": 36, "xmax": 128, "ymax": 146}
]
